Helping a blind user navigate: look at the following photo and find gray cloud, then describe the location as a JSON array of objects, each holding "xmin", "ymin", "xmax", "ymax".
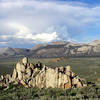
[{"xmin": 0, "ymin": 0, "xmax": 100, "ymax": 48}]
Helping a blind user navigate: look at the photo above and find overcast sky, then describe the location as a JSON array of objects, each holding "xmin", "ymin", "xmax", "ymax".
[{"xmin": 0, "ymin": 0, "xmax": 100, "ymax": 48}]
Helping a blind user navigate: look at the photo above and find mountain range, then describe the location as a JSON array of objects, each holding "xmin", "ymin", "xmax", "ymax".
[{"xmin": 0, "ymin": 40, "xmax": 100, "ymax": 58}]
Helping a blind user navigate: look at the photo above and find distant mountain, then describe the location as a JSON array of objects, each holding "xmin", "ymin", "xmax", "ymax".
[
  {"xmin": 0, "ymin": 40, "xmax": 100, "ymax": 58},
  {"xmin": 89, "ymin": 40, "xmax": 100, "ymax": 46},
  {"xmin": 0, "ymin": 47, "xmax": 29, "ymax": 58},
  {"xmin": 29, "ymin": 40, "xmax": 100, "ymax": 58}
]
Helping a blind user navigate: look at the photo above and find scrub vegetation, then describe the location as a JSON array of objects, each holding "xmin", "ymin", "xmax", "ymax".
[{"xmin": 0, "ymin": 57, "xmax": 100, "ymax": 100}]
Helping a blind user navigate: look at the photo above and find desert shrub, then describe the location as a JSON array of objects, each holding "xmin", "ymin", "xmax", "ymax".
[{"xmin": 1, "ymin": 84, "xmax": 100, "ymax": 100}]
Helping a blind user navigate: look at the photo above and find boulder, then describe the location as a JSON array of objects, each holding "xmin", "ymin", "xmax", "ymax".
[
  {"xmin": 64, "ymin": 76, "xmax": 71, "ymax": 89},
  {"xmin": 72, "ymin": 77, "xmax": 83, "ymax": 88},
  {"xmin": 65, "ymin": 65, "xmax": 71, "ymax": 76},
  {"xmin": 12, "ymin": 68, "xmax": 17, "ymax": 81},
  {"xmin": 59, "ymin": 66, "xmax": 65, "ymax": 73},
  {"xmin": 22, "ymin": 57, "xmax": 28, "ymax": 65},
  {"xmin": 20, "ymin": 80, "xmax": 28, "ymax": 88},
  {"xmin": 46, "ymin": 68, "xmax": 58, "ymax": 88},
  {"xmin": 25, "ymin": 67, "xmax": 32, "ymax": 79},
  {"xmin": 58, "ymin": 72, "xmax": 68, "ymax": 88},
  {"xmin": 0, "ymin": 75, "xmax": 4, "ymax": 81},
  {"xmin": 17, "ymin": 70, "xmax": 23, "ymax": 80},
  {"xmin": 16, "ymin": 63, "xmax": 26, "ymax": 72},
  {"xmin": 4, "ymin": 74, "xmax": 12, "ymax": 84},
  {"xmin": 35, "ymin": 70, "xmax": 46, "ymax": 88},
  {"xmin": 29, "ymin": 63, "xmax": 35, "ymax": 70}
]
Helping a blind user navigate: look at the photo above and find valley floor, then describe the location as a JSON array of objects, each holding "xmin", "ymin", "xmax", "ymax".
[{"xmin": 0, "ymin": 57, "xmax": 100, "ymax": 99}]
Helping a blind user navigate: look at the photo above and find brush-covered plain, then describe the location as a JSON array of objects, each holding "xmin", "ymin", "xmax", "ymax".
[{"xmin": 0, "ymin": 57, "xmax": 100, "ymax": 100}]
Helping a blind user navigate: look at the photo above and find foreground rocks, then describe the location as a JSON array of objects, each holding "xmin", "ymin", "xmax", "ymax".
[{"xmin": 0, "ymin": 57, "xmax": 87, "ymax": 89}]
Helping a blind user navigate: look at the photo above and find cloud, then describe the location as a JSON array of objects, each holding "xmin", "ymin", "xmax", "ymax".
[
  {"xmin": 0, "ymin": 42, "xmax": 7, "ymax": 45},
  {"xmin": 0, "ymin": 22, "xmax": 58, "ymax": 43},
  {"xmin": 0, "ymin": 32, "xmax": 58, "ymax": 43},
  {"xmin": 0, "ymin": 0, "xmax": 100, "ymax": 48},
  {"xmin": 7, "ymin": 22, "xmax": 31, "ymax": 34},
  {"xmin": 32, "ymin": 32, "xmax": 58, "ymax": 42}
]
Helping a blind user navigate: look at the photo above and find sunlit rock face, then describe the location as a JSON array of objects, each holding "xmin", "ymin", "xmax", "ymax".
[
  {"xmin": 1, "ymin": 40, "xmax": 100, "ymax": 58},
  {"xmin": 0, "ymin": 57, "xmax": 87, "ymax": 89}
]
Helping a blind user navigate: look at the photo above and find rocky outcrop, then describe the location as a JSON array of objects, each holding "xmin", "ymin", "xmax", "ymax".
[{"xmin": 0, "ymin": 57, "xmax": 87, "ymax": 89}]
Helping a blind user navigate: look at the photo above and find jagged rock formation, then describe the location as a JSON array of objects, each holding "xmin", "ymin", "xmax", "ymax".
[{"xmin": 0, "ymin": 57, "xmax": 87, "ymax": 89}]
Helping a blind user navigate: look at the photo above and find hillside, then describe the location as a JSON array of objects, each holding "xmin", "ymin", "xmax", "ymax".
[
  {"xmin": 0, "ymin": 40, "xmax": 100, "ymax": 58},
  {"xmin": 0, "ymin": 48, "xmax": 29, "ymax": 58},
  {"xmin": 29, "ymin": 40, "xmax": 100, "ymax": 58}
]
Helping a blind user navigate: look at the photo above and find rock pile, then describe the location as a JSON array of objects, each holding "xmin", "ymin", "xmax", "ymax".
[{"xmin": 0, "ymin": 57, "xmax": 87, "ymax": 89}]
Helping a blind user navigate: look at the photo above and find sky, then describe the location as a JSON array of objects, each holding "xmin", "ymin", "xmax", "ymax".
[{"xmin": 0, "ymin": 0, "xmax": 100, "ymax": 48}]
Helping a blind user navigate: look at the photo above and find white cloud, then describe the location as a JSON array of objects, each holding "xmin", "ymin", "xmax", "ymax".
[
  {"xmin": 0, "ymin": 42, "xmax": 7, "ymax": 45},
  {"xmin": 32, "ymin": 32, "xmax": 58, "ymax": 42},
  {"xmin": 15, "ymin": 31, "xmax": 58, "ymax": 43},
  {"xmin": 0, "ymin": 31, "xmax": 58, "ymax": 43},
  {"xmin": 0, "ymin": 0, "xmax": 100, "ymax": 47},
  {"xmin": 0, "ymin": 22, "xmax": 58, "ymax": 43}
]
